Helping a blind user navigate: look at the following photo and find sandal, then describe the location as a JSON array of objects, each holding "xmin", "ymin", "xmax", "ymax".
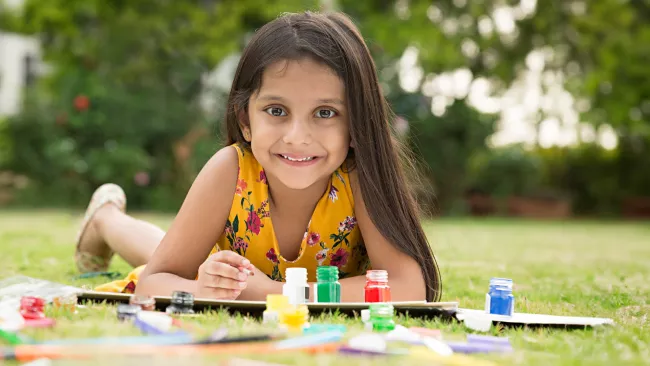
[{"xmin": 74, "ymin": 183, "xmax": 126, "ymax": 273}]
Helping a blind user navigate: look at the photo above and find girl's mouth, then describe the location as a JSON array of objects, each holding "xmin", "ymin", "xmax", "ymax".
[
  {"xmin": 280, "ymin": 154, "xmax": 315, "ymax": 162},
  {"xmin": 276, "ymin": 154, "xmax": 321, "ymax": 166}
]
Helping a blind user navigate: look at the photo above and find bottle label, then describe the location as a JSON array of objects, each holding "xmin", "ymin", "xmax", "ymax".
[{"xmin": 283, "ymin": 284, "xmax": 310, "ymax": 305}]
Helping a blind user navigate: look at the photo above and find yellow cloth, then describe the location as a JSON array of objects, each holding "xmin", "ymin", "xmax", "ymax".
[
  {"xmin": 94, "ymin": 265, "xmax": 145, "ymax": 293},
  {"xmin": 95, "ymin": 143, "xmax": 369, "ymax": 292}
]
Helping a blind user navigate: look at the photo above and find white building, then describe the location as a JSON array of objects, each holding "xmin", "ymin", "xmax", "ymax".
[
  {"xmin": 0, "ymin": 0, "xmax": 40, "ymax": 117},
  {"xmin": 0, "ymin": 32, "xmax": 40, "ymax": 117}
]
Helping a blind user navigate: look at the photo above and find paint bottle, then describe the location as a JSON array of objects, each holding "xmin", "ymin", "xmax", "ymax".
[
  {"xmin": 130, "ymin": 295, "xmax": 156, "ymax": 311},
  {"xmin": 364, "ymin": 270, "xmax": 391, "ymax": 303},
  {"xmin": 117, "ymin": 304, "xmax": 141, "ymax": 322},
  {"xmin": 282, "ymin": 268, "xmax": 309, "ymax": 305},
  {"xmin": 484, "ymin": 277, "xmax": 514, "ymax": 316},
  {"xmin": 19, "ymin": 296, "xmax": 45, "ymax": 320},
  {"xmin": 368, "ymin": 303, "xmax": 396, "ymax": 332},
  {"xmin": 166, "ymin": 291, "xmax": 195, "ymax": 315},
  {"xmin": 263, "ymin": 294, "xmax": 289, "ymax": 324},
  {"xmin": 314, "ymin": 266, "xmax": 341, "ymax": 303},
  {"xmin": 279, "ymin": 304, "xmax": 309, "ymax": 335}
]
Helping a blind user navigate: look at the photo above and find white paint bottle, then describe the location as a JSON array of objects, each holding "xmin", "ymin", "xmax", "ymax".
[{"xmin": 282, "ymin": 268, "xmax": 309, "ymax": 305}]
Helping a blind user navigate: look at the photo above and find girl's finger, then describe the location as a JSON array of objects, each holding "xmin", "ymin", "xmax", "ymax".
[
  {"xmin": 210, "ymin": 251, "xmax": 250, "ymax": 267},
  {"xmin": 204, "ymin": 272, "xmax": 247, "ymax": 290},
  {"xmin": 204, "ymin": 261, "xmax": 243, "ymax": 281}
]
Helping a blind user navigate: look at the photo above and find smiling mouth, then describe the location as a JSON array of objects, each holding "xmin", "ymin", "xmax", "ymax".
[{"xmin": 279, "ymin": 154, "xmax": 317, "ymax": 162}]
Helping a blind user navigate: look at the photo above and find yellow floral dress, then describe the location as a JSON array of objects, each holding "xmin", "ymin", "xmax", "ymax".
[
  {"xmin": 212, "ymin": 143, "xmax": 369, "ymax": 283},
  {"xmin": 94, "ymin": 143, "xmax": 369, "ymax": 292}
]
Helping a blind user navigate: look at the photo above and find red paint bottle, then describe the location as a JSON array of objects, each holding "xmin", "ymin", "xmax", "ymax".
[
  {"xmin": 364, "ymin": 270, "xmax": 391, "ymax": 303},
  {"xmin": 20, "ymin": 296, "xmax": 46, "ymax": 320}
]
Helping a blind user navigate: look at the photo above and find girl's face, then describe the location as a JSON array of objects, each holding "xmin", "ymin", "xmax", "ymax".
[{"xmin": 243, "ymin": 58, "xmax": 350, "ymax": 190}]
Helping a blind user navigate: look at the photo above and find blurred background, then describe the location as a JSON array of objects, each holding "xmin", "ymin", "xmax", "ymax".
[{"xmin": 0, "ymin": 0, "xmax": 648, "ymax": 219}]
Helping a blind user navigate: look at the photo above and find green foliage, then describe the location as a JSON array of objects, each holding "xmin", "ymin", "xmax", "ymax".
[
  {"xmin": 0, "ymin": 0, "xmax": 313, "ymax": 209},
  {"xmin": 468, "ymin": 145, "xmax": 544, "ymax": 199},
  {"xmin": 535, "ymin": 137, "xmax": 650, "ymax": 216},
  {"xmin": 389, "ymin": 88, "xmax": 497, "ymax": 214}
]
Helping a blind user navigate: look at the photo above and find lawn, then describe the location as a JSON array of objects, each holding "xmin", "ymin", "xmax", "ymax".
[{"xmin": 1, "ymin": 210, "xmax": 649, "ymax": 365}]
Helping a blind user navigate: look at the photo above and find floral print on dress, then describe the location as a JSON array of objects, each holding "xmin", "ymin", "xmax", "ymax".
[
  {"xmin": 266, "ymin": 248, "xmax": 283, "ymax": 281},
  {"xmin": 212, "ymin": 143, "xmax": 373, "ymax": 285},
  {"xmin": 328, "ymin": 185, "xmax": 339, "ymax": 203},
  {"xmin": 258, "ymin": 170, "xmax": 268, "ymax": 184},
  {"xmin": 316, "ymin": 248, "xmax": 329, "ymax": 265},
  {"xmin": 307, "ymin": 232, "xmax": 320, "ymax": 246},
  {"xmin": 330, "ymin": 216, "xmax": 357, "ymax": 249},
  {"xmin": 235, "ymin": 178, "xmax": 247, "ymax": 196},
  {"xmin": 335, "ymin": 169, "xmax": 346, "ymax": 186}
]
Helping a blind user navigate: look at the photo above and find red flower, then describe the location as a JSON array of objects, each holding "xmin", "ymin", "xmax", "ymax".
[
  {"xmin": 74, "ymin": 95, "xmax": 90, "ymax": 111},
  {"xmin": 235, "ymin": 179, "xmax": 247, "ymax": 196},
  {"xmin": 246, "ymin": 210, "xmax": 262, "ymax": 235},
  {"xmin": 266, "ymin": 248, "xmax": 279, "ymax": 264},
  {"xmin": 330, "ymin": 248, "xmax": 349, "ymax": 268},
  {"xmin": 307, "ymin": 232, "xmax": 320, "ymax": 246},
  {"xmin": 134, "ymin": 171, "xmax": 150, "ymax": 187},
  {"xmin": 258, "ymin": 170, "xmax": 268, "ymax": 184},
  {"xmin": 233, "ymin": 237, "xmax": 248, "ymax": 253}
]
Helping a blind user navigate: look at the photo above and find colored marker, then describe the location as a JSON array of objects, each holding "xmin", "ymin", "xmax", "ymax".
[
  {"xmin": 338, "ymin": 345, "xmax": 408, "ymax": 356},
  {"xmin": 273, "ymin": 331, "xmax": 344, "ymax": 350},
  {"xmin": 446, "ymin": 341, "xmax": 513, "ymax": 354},
  {"xmin": 40, "ymin": 333, "xmax": 194, "ymax": 346},
  {"xmin": 467, "ymin": 334, "xmax": 511, "ymax": 346},
  {"xmin": 0, "ymin": 329, "xmax": 27, "ymax": 345}
]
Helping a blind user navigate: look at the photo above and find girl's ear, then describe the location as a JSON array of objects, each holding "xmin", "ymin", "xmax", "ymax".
[{"xmin": 237, "ymin": 108, "xmax": 252, "ymax": 142}]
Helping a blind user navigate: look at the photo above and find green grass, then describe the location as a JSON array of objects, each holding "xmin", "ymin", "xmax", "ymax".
[{"xmin": 1, "ymin": 210, "xmax": 649, "ymax": 365}]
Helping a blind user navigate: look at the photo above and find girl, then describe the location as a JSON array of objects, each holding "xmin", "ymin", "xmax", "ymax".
[{"xmin": 75, "ymin": 11, "xmax": 442, "ymax": 303}]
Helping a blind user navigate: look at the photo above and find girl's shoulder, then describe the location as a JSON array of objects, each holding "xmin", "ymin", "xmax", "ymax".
[{"xmin": 196, "ymin": 144, "xmax": 241, "ymax": 193}]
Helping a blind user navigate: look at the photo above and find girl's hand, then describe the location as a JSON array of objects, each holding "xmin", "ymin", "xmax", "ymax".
[
  {"xmin": 236, "ymin": 265, "xmax": 280, "ymax": 301},
  {"xmin": 196, "ymin": 251, "xmax": 254, "ymax": 300}
]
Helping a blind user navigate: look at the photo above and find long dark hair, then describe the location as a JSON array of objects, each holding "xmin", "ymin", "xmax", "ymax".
[{"xmin": 222, "ymin": 11, "xmax": 442, "ymax": 302}]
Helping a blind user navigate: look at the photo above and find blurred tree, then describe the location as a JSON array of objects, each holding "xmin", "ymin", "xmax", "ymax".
[
  {"xmin": 0, "ymin": 0, "xmax": 315, "ymax": 209},
  {"xmin": 339, "ymin": 0, "xmax": 650, "ymax": 134}
]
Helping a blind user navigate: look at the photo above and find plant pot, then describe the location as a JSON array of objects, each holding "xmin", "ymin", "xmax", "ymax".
[
  {"xmin": 621, "ymin": 197, "xmax": 650, "ymax": 218},
  {"xmin": 507, "ymin": 196, "xmax": 572, "ymax": 218}
]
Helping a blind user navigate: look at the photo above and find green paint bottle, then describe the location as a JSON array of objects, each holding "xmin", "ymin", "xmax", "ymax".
[
  {"xmin": 314, "ymin": 266, "xmax": 341, "ymax": 303},
  {"xmin": 368, "ymin": 303, "xmax": 396, "ymax": 332}
]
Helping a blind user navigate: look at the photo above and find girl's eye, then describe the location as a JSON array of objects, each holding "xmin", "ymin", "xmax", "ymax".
[
  {"xmin": 315, "ymin": 109, "xmax": 337, "ymax": 119},
  {"xmin": 265, "ymin": 107, "xmax": 287, "ymax": 117}
]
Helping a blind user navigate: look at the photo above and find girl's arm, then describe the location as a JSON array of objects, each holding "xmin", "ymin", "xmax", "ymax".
[
  {"xmin": 237, "ymin": 169, "xmax": 427, "ymax": 302},
  {"xmin": 136, "ymin": 146, "xmax": 244, "ymax": 298}
]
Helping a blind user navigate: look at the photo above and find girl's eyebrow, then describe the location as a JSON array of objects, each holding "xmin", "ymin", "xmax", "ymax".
[{"xmin": 257, "ymin": 95, "xmax": 345, "ymax": 106}]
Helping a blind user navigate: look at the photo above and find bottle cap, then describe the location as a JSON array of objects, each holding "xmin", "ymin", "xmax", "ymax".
[
  {"xmin": 316, "ymin": 266, "xmax": 339, "ymax": 282},
  {"xmin": 266, "ymin": 295, "xmax": 289, "ymax": 311},
  {"xmin": 117, "ymin": 304, "xmax": 141, "ymax": 321},
  {"xmin": 285, "ymin": 268, "xmax": 307, "ymax": 285},
  {"xmin": 170, "ymin": 291, "xmax": 194, "ymax": 306},
  {"xmin": 361, "ymin": 309, "xmax": 370, "ymax": 323},
  {"xmin": 366, "ymin": 270, "xmax": 388, "ymax": 282},
  {"xmin": 369, "ymin": 303, "xmax": 394, "ymax": 317},
  {"xmin": 130, "ymin": 295, "xmax": 156, "ymax": 311}
]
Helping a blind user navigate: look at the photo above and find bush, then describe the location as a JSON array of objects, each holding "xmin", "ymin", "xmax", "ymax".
[
  {"xmin": 468, "ymin": 145, "xmax": 545, "ymax": 199},
  {"xmin": 1, "ymin": 67, "xmax": 225, "ymax": 210}
]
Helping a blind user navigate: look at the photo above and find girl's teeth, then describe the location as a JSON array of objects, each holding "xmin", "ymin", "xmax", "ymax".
[{"xmin": 282, "ymin": 155, "xmax": 314, "ymax": 162}]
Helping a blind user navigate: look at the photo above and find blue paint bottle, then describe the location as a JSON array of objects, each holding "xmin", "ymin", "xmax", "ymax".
[{"xmin": 484, "ymin": 278, "xmax": 514, "ymax": 316}]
